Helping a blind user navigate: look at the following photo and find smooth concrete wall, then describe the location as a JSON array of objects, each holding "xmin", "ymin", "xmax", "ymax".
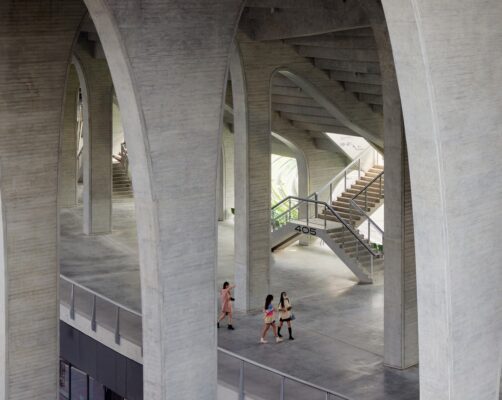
[
  {"xmin": 381, "ymin": 1, "xmax": 502, "ymax": 399},
  {"xmin": 59, "ymin": 65, "xmax": 80, "ymax": 208},
  {"xmin": 0, "ymin": 2, "xmax": 86, "ymax": 398},
  {"xmin": 74, "ymin": 42, "xmax": 113, "ymax": 235},
  {"xmin": 84, "ymin": 1, "xmax": 245, "ymax": 399}
]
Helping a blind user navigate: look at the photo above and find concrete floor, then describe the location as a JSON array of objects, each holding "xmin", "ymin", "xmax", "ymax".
[{"xmin": 59, "ymin": 199, "xmax": 501, "ymax": 399}]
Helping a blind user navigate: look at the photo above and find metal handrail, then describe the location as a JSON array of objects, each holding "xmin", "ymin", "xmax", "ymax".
[
  {"xmin": 271, "ymin": 147, "xmax": 376, "ymax": 212},
  {"xmin": 348, "ymin": 170, "xmax": 384, "ymax": 245},
  {"xmin": 271, "ymin": 196, "xmax": 378, "ymax": 257},
  {"xmin": 219, "ymin": 347, "xmax": 352, "ymax": 400},
  {"xmin": 314, "ymin": 146, "xmax": 373, "ymax": 197},
  {"xmin": 59, "ymin": 275, "xmax": 353, "ymax": 399},
  {"xmin": 60, "ymin": 274, "xmax": 141, "ymax": 345},
  {"xmin": 352, "ymin": 170, "xmax": 384, "ymax": 202}
]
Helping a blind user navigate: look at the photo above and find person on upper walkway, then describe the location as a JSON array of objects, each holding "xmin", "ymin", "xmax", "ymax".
[
  {"xmin": 277, "ymin": 291, "xmax": 294, "ymax": 340},
  {"xmin": 260, "ymin": 294, "xmax": 283, "ymax": 344},
  {"xmin": 217, "ymin": 281, "xmax": 235, "ymax": 330}
]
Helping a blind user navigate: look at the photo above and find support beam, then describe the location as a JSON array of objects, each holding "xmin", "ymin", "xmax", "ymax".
[
  {"xmin": 381, "ymin": 0, "xmax": 502, "ymax": 398},
  {"xmin": 74, "ymin": 42, "xmax": 113, "ymax": 235},
  {"xmin": 240, "ymin": 4, "xmax": 369, "ymax": 41},
  {"xmin": 0, "ymin": 2, "xmax": 86, "ymax": 398},
  {"xmin": 231, "ymin": 39, "xmax": 272, "ymax": 312},
  {"xmin": 59, "ymin": 64, "xmax": 80, "ymax": 208},
  {"xmin": 357, "ymin": 0, "xmax": 419, "ymax": 370},
  {"xmin": 84, "ymin": 1, "xmax": 245, "ymax": 398}
]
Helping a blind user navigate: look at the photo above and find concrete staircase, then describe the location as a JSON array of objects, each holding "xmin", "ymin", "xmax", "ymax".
[
  {"xmin": 271, "ymin": 219, "xmax": 382, "ymax": 283},
  {"xmin": 320, "ymin": 164, "xmax": 384, "ymax": 226},
  {"xmin": 271, "ymin": 160, "xmax": 384, "ymax": 283},
  {"xmin": 113, "ymin": 162, "xmax": 133, "ymax": 200}
]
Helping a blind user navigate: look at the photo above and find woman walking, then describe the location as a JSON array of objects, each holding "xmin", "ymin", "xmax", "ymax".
[
  {"xmin": 278, "ymin": 292, "xmax": 294, "ymax": 340},
  {"xmin": 217, "ymin": 281, "xmax": 235, "ymax": 330},
  {"xmin": 260, "ymin": 294, "xmax": 283, "ymax": 344}
]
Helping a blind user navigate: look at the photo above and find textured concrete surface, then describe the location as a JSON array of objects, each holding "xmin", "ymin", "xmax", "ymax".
[
  {"xmin": 361, "ymin": 2, "xmax": 419, "ymax": 369},
  {"xmin": 381, "ymin": 1, "xmax": 502, "ymax": 399},
  {"xmin": 0, "ymin": 2, "xmax": 86, "ymax": 399},
  {"xmin": 74, "ymin": 41, "xmax": 114, "ymax": 235},
  {"xmin": 83, "ymin": 1, "xmax": 245, "ymax": 398},
  {"xmin": 59, "ymin": 64, "xmax": 80, "ymax": 208}
]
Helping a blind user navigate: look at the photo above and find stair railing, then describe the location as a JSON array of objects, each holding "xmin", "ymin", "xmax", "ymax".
[
  {"xmin": 313, "ymin": 146, "xmax": 378, "ymax": 205},
  {"xmin": 271, "ymin": 146, "xmax": 381, "ymax": 228},
  {"xmin": 349, "ymin": 170, "xmax": 384, "ymax": 246},
  {"xmin": 271, "ymin": 195, "xmax": 379, "ymax": 277}
]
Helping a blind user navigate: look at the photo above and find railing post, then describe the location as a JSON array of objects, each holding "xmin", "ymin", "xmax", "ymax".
[
  {"xmin": 306, "ymin": 202, "xmax": 309, "ymax": 226},
  {"xmin": 91, "ymin": 295, "xmax": 97, "ymax": 331},
  {"xmin": 280, "ymin": 376, "xmax": 285, "ymax": 400},
  {"xmin": 315, "ymin": 194, "xmax": 319, "ymax": 218},
  {"xmin": 365, "ymin": 190, "xmax": 368, "ymax": 212},
  {"xmin": 239, "ymin": 360, "xmax": 245, "ymax": 400},
  {"xmin": 115, "ymin": 307, "xmax": 121, "ymax": 344},
  {"xmin": 70, "ymin": 283, "xmax": 75, "ymax": 320},
  {"xmin": 324, "ymin": 205, "xmax": 327, "ymax": 230},
  {"xmin": 326, "ymin": 392, "xmax": 330, "ymax": 400}
]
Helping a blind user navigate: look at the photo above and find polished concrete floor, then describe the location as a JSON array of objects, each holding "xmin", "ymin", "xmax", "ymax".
[{"xmin": 59, "ymin": 199, "xmax": 501, "ymax": 400}]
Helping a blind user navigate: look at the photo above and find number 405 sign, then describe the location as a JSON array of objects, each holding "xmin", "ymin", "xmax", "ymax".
[{"xmin": 295, "ymin": 225, "xmax": 317, "ymax": 236}]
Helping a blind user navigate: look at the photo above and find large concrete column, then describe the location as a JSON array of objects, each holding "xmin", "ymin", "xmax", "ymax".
[
  {"xmin": 84, "ymin": 1, "xmax": 244, "ymax": 399},
  {"xmin": 59, "ymin": 64, "xmax": 80, "ymax": 208},
  {"xmin": 0, "ymin": 2, "xmax": 86, "ymax": 399},
  {"xmin": 359, "ymin": 1, "xmax": 419, "ymax": 369},
  {"xmin": 230, "ymin": 38, "xmax": 273, "ymax": 312},
  {"xmin": 74, "ymin": 42, "xmax": 113, "ymax": 235},
  {"xmin": 382, "ymin": 1, "xmax": 502, "ymax": 399}
]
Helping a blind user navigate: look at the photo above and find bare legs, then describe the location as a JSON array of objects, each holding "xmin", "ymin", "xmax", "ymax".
[{"xmin": 261, "ymin": 322, "xmax": 282, "ymax": 343}]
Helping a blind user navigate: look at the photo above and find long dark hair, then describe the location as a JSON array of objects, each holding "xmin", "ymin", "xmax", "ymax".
[
  {"xmin": 264, "ymin": 294, "xmax": 273, "ymax": 310},
  {"xmin": 279, "ymin": 292, "xmax": 287, "ymax": 308},
  {"xmin": 223, "ymin": 281, "xmax": 229, "ymax": 289}
]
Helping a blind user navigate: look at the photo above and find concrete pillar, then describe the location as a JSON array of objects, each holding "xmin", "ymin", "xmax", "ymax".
[
  {"xmin": 217, "ymin": 146, "xmax": 225, "ymax": 221},
  {"xmin": 74, "ymin": 43, "xmax": 113, "ymax": 235},
  {"xmin": 384, "ymin": 134, "xmax": 418, "ymax": 369},
  {"xmin": 381, "ymin": 1, "xmax": 502, "ymax": 399},
  {"xmin": 230, "ymin": 39, "xmax": 273, "ymax": 312},
  {"xmin": 0, "ymin": 2, "xmax": 86, "ymax": 398},
  {"xmin": 84, "ymin": 1, "xmax": 244, "ymax": 398},
  {"xmin": 222, "ymin": 127, "xmax": 235, "ymax": 219},
  {"xmin": 59, "ymin": 64, "xmax": 80, "ymax": 208},
  {"xmin": 359, "ymin": 0, "xmax": 419, "ymax": 369}
]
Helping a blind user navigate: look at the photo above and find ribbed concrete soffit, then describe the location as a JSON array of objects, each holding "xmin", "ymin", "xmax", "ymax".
[{"xmin": 240, "ymin": 0, "xmax": 370, "ymax": 40}]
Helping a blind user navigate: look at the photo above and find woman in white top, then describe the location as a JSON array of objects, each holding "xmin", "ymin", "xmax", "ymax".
[{"xmin": 277, "ymin": 292, "xmax": 294, "ymax": 340}]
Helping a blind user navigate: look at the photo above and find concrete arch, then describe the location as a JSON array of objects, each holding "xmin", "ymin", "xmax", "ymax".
[
  {"xmin": 81, "ymin": 2, "xmax": 245, "ymax": 399},
  {"xmin": 271, "ymin": 131, "xmax": 309, "ymax": 199},
  {"xmin": 381, "ymin": 1, "xmax": 502, "ymax": 399}
]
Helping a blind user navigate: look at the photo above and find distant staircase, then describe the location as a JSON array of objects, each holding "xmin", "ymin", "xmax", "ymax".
[
  {"xmin": 271, "ymin": 148, "xmax": 384, "ymax": 283},
  {"xmin": 321, "ymin": 165, "xmax": 384, "ymax": 226},
  {"xmin": 113, "ymin": 162, "xmax": 133, "ymax": 200}
]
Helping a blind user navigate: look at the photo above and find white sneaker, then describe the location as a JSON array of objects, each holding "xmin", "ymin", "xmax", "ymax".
[
  {"xmin": 260, "ymin": 338, "xmax": 268, "ymax": 344},
  {"xmin": 276, "ymin": 337, "xmax": 283, "ymax": 343}
]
